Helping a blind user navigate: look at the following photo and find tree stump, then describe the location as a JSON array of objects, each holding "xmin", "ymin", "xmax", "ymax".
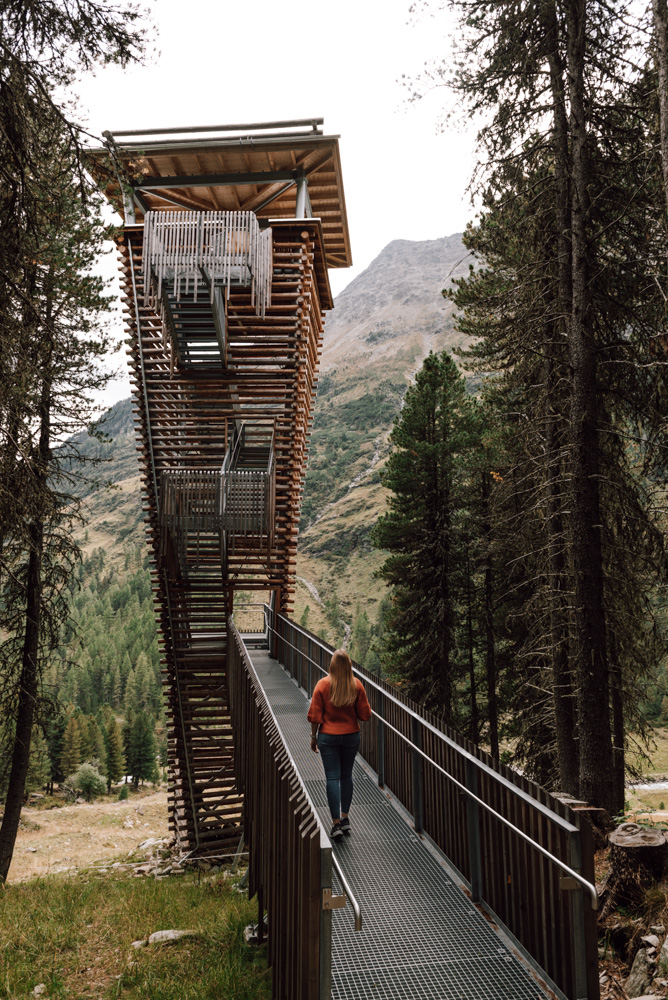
[{"xmin": 599, "ymin": 823, "xmax": 668, "ymax": 920}]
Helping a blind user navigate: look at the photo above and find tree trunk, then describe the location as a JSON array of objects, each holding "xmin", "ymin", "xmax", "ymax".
[
  {"xmin": 438, "ymin": 470, "xmax": 453, "ymax": 723},
  {"xmin": 466, "ymin": 554, "xmax": 478, "ymax": 744},
  {"xmin": 566, "ymin": 0, "xmax": 617, "ymax": 815},
  {"xmin": 653, "ymin": 0, "xmax": 668, "ymax": 223},
  {"xmin": 481, "ymin": 470, "xmax": 499, "ymax": 759},
  {"xmin": 545, "ymin": 356, "xmax": 579, "ymax": 795},
  {"xmin": 599, "ymin": 823, "xmax": 668, "ymax": 919},
  {"xmin": 0, "ymin": 301, "xmax": 52, "ymax": 883},
  {"xmin": 544, "ymin": 4, "xmax": 580, "ymax": 797},
  {"xmin": 0, "ymin": 523, "xmax": 42, "ymax": 882},
  {"xmin": 608, "ymin": 630, "xmax": 625, "ymax": 797}
]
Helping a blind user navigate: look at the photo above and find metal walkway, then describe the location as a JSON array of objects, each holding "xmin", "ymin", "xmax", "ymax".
[{"xmin": 251, "ymin": 649, "xmax": 552, "ymax": 1000}]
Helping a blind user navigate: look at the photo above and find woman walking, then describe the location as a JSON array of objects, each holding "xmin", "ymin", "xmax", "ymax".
[{"xmin": 308, "ymin": 649, "xmax": 371, "ymax": 839}]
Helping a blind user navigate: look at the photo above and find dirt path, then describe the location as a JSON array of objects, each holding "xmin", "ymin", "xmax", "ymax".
[{"xmin": 9, "ymin": 788, "xmax": 169, "ymax": 881}]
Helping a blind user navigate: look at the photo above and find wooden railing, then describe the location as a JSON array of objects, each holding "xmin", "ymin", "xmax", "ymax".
[
  {"xmin": 270, "ymin": 611, "xmax": 600, "ymax": 1000},
  {"xmin": 220, "ymin": 470, "xmax": 272, "ymax": 536},
  {"xmin": 227, "ymin": 618, "xmax": 334, "ymax": 1000}
]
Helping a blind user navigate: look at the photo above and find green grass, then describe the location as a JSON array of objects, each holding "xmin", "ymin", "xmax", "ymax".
[
  {"xmin": 645, "ymin": 727, "xmax": 668, "ymax": 775},
  {"xmin": 0, "ymin": 869, "xmax": 270, "ymax": 1000},
  {"xmin": 626, "ymin": 726, "xmax": 668, "ymax": 781}
]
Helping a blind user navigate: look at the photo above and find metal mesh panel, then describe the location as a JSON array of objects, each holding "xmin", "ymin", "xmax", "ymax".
[{"xmin": 251, "ymin": 650, "xmax": 550, "ymax": 1000}]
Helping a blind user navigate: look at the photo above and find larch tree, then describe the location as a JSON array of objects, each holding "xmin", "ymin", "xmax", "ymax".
[
  {"xmin": 60, "ymin": 715, "xmax": 82, "ymax": 779},
  {"xmin": 105, "ymin": 717, "xmax": 126, "ymax": 791}
]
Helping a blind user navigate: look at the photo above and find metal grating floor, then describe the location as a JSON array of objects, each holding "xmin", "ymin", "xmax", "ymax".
[{"xmin": 252, "ymin": 651, "xmax": 551, "ymax": 1000}]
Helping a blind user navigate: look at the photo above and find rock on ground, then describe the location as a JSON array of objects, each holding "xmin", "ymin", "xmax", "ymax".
[
  {"xmin": 625, "ymin": 948, "xmax": 654, "ymax": 998},
  {"xmin": 148, "ymin": 929, "xmax": 199, "ymax": 946}
]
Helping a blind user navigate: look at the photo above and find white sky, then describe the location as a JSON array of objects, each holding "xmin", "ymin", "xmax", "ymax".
[{"xmin": 75, "ymin": 0, "xmax": 478, "ymax": 407}]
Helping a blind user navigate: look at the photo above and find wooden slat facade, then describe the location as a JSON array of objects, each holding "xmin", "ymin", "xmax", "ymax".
[{"xmin": 115, "ymin": 203, "xmax": 332, "ymax": 853}]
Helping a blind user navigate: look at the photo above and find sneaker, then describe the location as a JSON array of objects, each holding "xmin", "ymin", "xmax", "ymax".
[
  {"xmin": 339, "ymin": 817, "xmax": 351, "ymax": 834},
  {"xmin": 330, "ymin": 823, "xmax": 344, "ymax": 840}
]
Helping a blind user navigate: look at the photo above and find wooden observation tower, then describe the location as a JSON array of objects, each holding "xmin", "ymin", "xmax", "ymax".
[{"xmin": 89, "ymin": 119, "xmax": 351, "ymax": 854}]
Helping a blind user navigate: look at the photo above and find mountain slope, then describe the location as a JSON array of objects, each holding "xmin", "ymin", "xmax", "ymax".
[{"xmin": 297, "ymin": 234, "xmax": 470, "ymax": 641}]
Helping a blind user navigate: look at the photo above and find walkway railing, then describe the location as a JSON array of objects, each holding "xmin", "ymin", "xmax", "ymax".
[
  {"xmin": 228, "ymin": 616, "xmax": 361, "ymax": 1000},
  {"xmin": 269, "ymin": 610, "xmax": 600, "ymax": 1000}
]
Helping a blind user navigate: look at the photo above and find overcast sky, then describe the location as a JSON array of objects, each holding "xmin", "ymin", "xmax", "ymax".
[{"xmin": 76, "ymin": 0, "xmax": 477, "ymax": 406}]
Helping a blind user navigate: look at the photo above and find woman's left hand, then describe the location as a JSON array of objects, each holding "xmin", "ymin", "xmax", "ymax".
[{"xmin": 310, "ymin": 736, "xmax": 319, "ymax": 753}]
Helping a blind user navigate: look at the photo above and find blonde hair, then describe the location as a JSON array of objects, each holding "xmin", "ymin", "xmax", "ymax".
[{"xmin": 329, "ymin": 649, "xmax": 358, "ymax": 708}]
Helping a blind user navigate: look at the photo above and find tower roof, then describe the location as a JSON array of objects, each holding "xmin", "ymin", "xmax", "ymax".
[{"xmin": 87, "ymin": 118, "xmax": 352, "ymax": 270}]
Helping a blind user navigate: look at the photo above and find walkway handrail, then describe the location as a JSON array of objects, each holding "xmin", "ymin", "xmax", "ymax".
[
  {"xmin": 331, "ymin": 855, "xmax": 363, "ymax": 932},
  {"xmin": 364, "ymin": 707, "xmax": 599, "ymax": 908},
  {"xmin": 228, "ymin": 615, "xmax": 363, "ymax": 1000},
  {"xmin": 270, "ymin": 611, "xmax": 583, "ymax": 837},
  {"xmin": 269, "ymin": 608, "xmax": 599, "ymax": 1000}
]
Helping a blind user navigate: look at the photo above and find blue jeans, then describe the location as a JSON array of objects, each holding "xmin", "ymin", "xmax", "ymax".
[{"xmin": 317, "ymin": 731, "xmax": 361, "ymax": 821}]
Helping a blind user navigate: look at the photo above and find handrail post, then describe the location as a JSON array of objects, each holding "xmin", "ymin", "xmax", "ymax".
[
  {"xmin": 568, "ymin": 829, "xmax": 589, "ymax": 1000},
  {"xmin": 307, "ymin": 636, "xmax": 313, "ymax": 695},
  {"xmin": 289, "ymin": 620, "xmax": 294, "ymax": 678},
  {"xmin": 319, "ymin": 844, "xmax": 333, "ymax": 998},
  {"xmin": 465, "ymin": 759, "xmax": 483, "ymax": 903},
  {"xmin": 377, "ymin": 692, "xmax": 385, "ymax": 789},
  {"xmin": 411, "ymin": 716, "xmax": 423, "ymax": 835}
]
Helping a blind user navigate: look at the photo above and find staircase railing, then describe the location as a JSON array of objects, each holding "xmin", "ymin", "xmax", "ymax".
[
  {"xmin": 159, "ymin": 423, "xmax": 276, "ymax": 578},
  {"xmin": 143, "ymin": 210, "xmax": 272, "ymax": 317},
  {"xmin": 160, "ymin": 468, "xmax": 220, "ymax": 577},
  {"xmin": 220, "ymin": 423, "xmax": 275, "ymax": 550}
]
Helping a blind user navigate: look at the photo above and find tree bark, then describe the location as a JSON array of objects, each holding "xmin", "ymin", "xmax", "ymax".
[
  {"xmin": 608, "ymin": 629, "xmax": 625, "ymax": 798},
  {"xmin": 466, "ymin": 554, "xmax": 478, "ymax": 743},
  {"xmin": 566, "ymin": 0, "xmax": 618, "ymax": 814},
  {"xmin": 0, "ymin": 523, "xmax": 42, "ymax": 882},
  {"xmin": 653, "ymin": 0, "xmax": 668, "ymax": 222},
  {"xmin": 545, "ymin": 356, "xmax": 579, "ymax": 795}
]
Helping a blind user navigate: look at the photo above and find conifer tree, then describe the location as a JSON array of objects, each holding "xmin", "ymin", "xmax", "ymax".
[
  {"xmin": 350, "ymin": 608, "xmax": 372, "ymax": 666},
  {"xmin": 373, "ymin": 352, "xmax": 480, "ymax": 722},
  {"xmin": 438, "ymin": 6, "xmax": 668, "ymax": 804},
  {"xmin": 131, "ymin": 711, "xmax": 157, "ymax": 787},
  {"xmin": 122, "ymin": 709, "xmax": 136, "ymax": 781},
  {"xmin": 105, "ymin": 718, "xmax": 126, "ymax": 791},
  {"xmin": 0, "ymin": 0, "xmax": 146, "ymax": 880},
  {"xmin": 124, "ymin": 667, "xmax": 139, "ymax": 716},
  {"xmin": 59, "ymin": 716, "xmax": 81, "ymax": 779},
  {"xmin": 85, "ymin": 718, "xmax": 107, "ymax": 776},
  {"xmin": 45, "ymin": 712, "xmax": 67, "ymax": 794}
]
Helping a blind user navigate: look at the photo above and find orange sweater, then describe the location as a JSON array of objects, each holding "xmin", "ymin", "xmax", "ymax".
[{"xmin": 307, "ymin": 677, "xmax": 371, "ymax": 734}]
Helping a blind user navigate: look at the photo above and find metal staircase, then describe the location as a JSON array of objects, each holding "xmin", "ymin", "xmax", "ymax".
[{"xmin": 159, "ymin": 274, "xmax": 227, "ymax": 368}]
